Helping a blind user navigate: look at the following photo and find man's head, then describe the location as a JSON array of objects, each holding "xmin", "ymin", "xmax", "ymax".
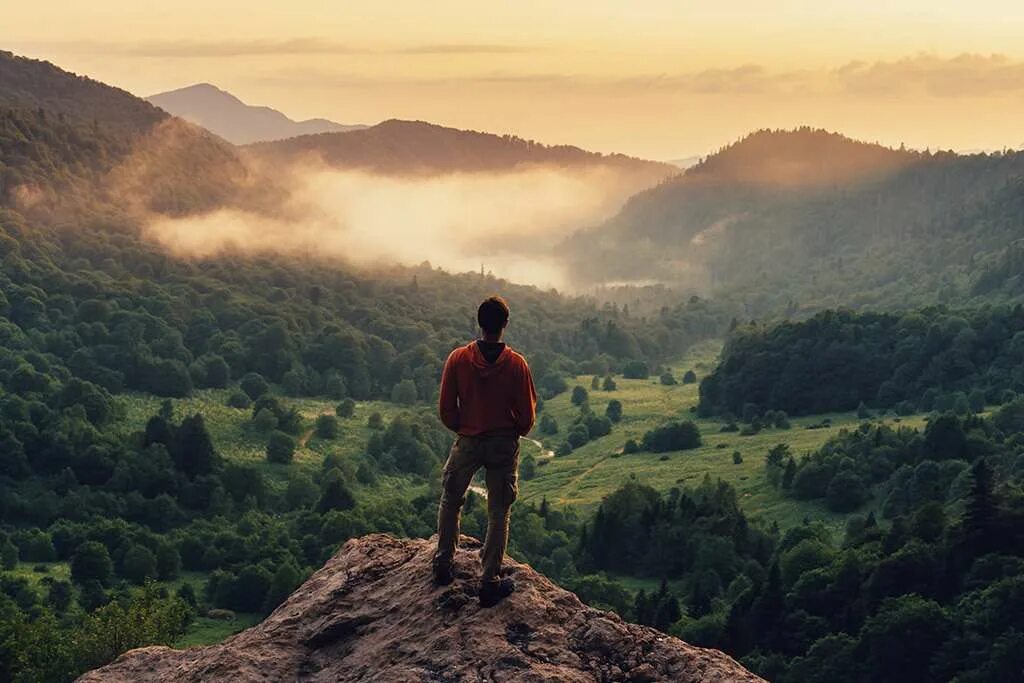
[{"xmin": 477, "ymin": 296, "xmax": 510, "ymax": 340}]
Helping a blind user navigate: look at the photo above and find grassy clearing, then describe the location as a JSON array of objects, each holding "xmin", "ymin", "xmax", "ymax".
[
  {"xmin": 6, "ymin": 561, "xmax": 71, "ymax": 588},
  {"xmin": 521, "ymin": 340, "xmax": 929, "ymax": 534},
  {"xmin": 116, "ymin": 391, "xmax": 409, "ymax": 485},
  {"xmin": 174, "ymin": 612, "xmax": 262, "ymax": 648}
]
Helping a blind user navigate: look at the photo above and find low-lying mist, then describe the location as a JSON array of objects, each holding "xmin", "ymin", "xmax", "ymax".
[{"xmin": 145, "ymin": 163, "xmax": 651, "ymax": 290}]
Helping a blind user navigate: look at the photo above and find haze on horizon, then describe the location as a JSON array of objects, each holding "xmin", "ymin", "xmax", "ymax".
[{"xmin": 6, "ymin": 1, "xmax": 1024, "ymax": 160}]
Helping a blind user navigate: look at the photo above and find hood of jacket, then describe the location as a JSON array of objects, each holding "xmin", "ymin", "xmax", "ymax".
[{"xmin": 466, "ymin": 341, "xmax": 510, "ymax": 378}]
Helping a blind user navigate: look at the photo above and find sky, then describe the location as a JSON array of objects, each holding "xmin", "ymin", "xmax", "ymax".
[{"xmin": 6, "ymin": 1, "xmax": 1024, "ymax": 159}]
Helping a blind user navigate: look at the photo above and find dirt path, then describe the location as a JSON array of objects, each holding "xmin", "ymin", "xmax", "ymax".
[
  {"xmin": 522, "ymin": 437, "xmax": 555, "ymax": 459},
  {"xmin": 298, "ymin": 408, "xmax": 336, "ymax": 448}
]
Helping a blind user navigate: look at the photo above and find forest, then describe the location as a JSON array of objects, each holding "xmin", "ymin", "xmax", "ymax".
[
  {"xmin": 563, "ymin": 128, "xmax": 1024, "ymax": 314},
  {"xmin": 3, "ymin": 48, "xmax": 1024, "ymax": 682},
  {"xmin": 698, "ymin": 306, "xmax": 1024, "ymax": 417}
]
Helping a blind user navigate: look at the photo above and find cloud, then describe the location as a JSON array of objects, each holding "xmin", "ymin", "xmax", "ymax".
[
  {"xmin": 835, "ymin": 53, "xmax": 1024, "ymax": 98},
  {"xmin": 13, "ymin": 38, "xmax": 536, "ymax": 58}
]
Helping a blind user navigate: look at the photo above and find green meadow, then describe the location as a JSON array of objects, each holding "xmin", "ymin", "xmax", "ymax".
[{"xmin": 520, "ymin": 341, "xmax": 929, "ymax": 533}]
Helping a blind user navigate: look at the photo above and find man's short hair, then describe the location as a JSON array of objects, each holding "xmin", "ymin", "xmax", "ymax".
[{"xmin": 477, "ymin": 296, "xmax": 510, "ymax": 335}]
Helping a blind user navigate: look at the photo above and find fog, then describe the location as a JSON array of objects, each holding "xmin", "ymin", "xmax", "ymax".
[{"xmin": 145, "ymin": 164, "xmax": 651, "ymax": 290}]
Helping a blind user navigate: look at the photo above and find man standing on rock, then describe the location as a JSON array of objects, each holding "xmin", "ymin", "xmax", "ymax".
[{"xmin": 434, "ymin": 295, "xmax": 537, "ymax": 607}]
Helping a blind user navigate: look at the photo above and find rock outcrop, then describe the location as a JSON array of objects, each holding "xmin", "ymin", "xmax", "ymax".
[{"xmin": 79, "ymin": 534, "xmax": 763, "ymax": 682}]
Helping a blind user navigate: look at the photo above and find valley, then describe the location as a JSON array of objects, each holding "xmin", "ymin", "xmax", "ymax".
[{"xmin": 2, "ymin": 45, "xmax": 1024, "ymax": 683}]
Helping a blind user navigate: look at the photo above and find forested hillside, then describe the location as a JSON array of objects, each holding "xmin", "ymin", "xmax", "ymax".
[
  {"xmin": 699, "ymin": 306, "xmax": 1024, "ymax": 417},
  {"xmin": 245, "ymin": 119, "xmax": 676, "ymax": 178},
  {"xmin": 563, "ymin": 128, "xmax": 1024, "ymax": 314}
]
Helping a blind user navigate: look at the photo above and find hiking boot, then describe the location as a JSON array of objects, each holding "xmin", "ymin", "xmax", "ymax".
[
  {"xmin": 432, "ymin": 559, "xmax": 454, "ymax": 586},
  {"xmin": 479, "ymin": 577, "xmax": 515, "ymax": 607}
]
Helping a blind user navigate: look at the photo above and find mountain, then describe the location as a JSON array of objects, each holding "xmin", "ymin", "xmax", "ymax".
[
  {"xmin": 0, "ymin": 50, "xmax": 165, "ymax": 133},
  {"xmin": 561, "ymin": 127, "xmax": 1024, "ymax": 312},
  {"xmin": 148, "ymin": 83, "xmax": 367, "ymax": 145},
  {"xmin": 79, "ymin": 534, "xmax": 761, "ymax": 682},
  {"xmin": 245, "ymin": 119, "xmax": 677, "ymax": 178}
]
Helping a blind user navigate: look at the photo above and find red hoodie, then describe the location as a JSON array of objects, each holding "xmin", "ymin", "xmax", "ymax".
[{"xmin": 439, "ymin": 341, "xmax": 537, "ymax": 437}]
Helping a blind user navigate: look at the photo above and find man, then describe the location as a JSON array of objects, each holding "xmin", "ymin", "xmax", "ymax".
[{"xmin": 434, "ymin": 295, "xmax": 537, "ymax": 607}]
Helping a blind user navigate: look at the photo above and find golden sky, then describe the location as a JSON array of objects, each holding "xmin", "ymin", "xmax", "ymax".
[{"xmin": 6, "ymin": 1, "xmax": 1024, "ymax": 158}]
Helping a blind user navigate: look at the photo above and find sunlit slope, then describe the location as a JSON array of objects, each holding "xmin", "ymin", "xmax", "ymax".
[{"xmin": 520, "ymin": 341, "xmax": 928, "ymax": 533}]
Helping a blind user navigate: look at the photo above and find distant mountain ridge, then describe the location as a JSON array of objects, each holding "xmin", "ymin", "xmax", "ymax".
[
  {"xmin": 560, "ymin": 127, "xmax": 1024, "ymax": 311},
  {"xmin": 147, "ymin": 83, "xmax": 367, "ymax": 145},
  {"xmin": 246, "ymin": 118, "xmax": 677, "ymax": 177}
]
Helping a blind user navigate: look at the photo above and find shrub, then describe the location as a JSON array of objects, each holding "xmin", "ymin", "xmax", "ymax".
[
  {"xmin": 266, "ymin": 430, "xmax": 297, "ymax": 464},
  {"xmin": 641, "ymin": 421, "xmax": 702, "ymax": 452},
  {"xmin": 540, "ymin": 414, "xmax": 559, "ymax": 435},
  {"xmin": 660, "ymin": 372, "xmax": 677, "ymax": 386},
  {"xmin": 622, "ymin": 360, "xmax": 650, "ymax": 379},
  {"xmin": 390, "ymin": 379, "xmax": 418, "ymax": 405},
  {"xmin": 226, "ymin": 391, "xmax": 252, "ymax": 409},
  {"xmin": 602, "ymin": 376, "xmax": 617, "ymax": 391},
  {"xmin": 622, "ymin": 439, "xmax": 639, "ymax": 454},
  {"xmin": 315, "ymin": 414, "xmax": 340, "ymax": 439},
  {"xmin": 367, "ymin": 412, "xmax": 384, "ymax": 429},
  {"xmin": 605, "ymin": 400, "xmax": 623, "ymax": 423},
  {"xmin": 71, "ymin": 542, "xmax": 112, "ymax": 586},
  {"xmin": 240, "ymin": 373, "xmax": 270, "ymax": 400},
  {"xmin": 335, "ymin": 398, "xmax": 356, "ymax": 418},
  {"xmin": 732, "ymin": 451, "xmax": 743, "ymax": 464},
  {"xmin": 567, "ymin": 425, "xmax": 590, "ymax": 448},
  {"xmin": 122, "ymin": 545, "xmax": 157, "ymax": 585},
  {"xmin": 682, "ymin": 370, "xmax": 697, "ymax": 384},
  {"xmin": 584, "ymin": 414, "xmax": 613, "ymax": 438},
  {"xmin": 571, "ymin": 386, "xmax": 589, "ymax": 406}
]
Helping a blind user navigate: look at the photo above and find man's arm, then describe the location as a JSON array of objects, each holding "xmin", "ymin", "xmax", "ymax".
[
  {"xmin": 512, "ymin": 357, "xmax": 537, "ymax": 436},
  {"xmin": 438, "ymin": 350, "xmax": 460, "ymax": 432}
]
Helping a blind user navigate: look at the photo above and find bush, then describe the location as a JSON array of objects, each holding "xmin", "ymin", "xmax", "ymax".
[
  {"xmin": 520, "ymin": 453, "xmax": 537, "ymax": 480},
  {"xmin": 335, "ymin": 398, "xmax": 356, "ymax": 418},
  {"xmin": 567, "ymin": 425, "xmax": 590, "ymax": 448},
  {"xmin": 605, "ymin": 400, "xmax": 623, "ymax": 423},
  {"xmin": 571, "ymin": 386, "xmax": 589, "ymax": 406},
  {"xmin": 732, "ymin": 451, "xmax": 743, "ymax": 464},
  {"xmin": 315, "ymin": 414, "xmax": 340, "ymax": 439},
  {"xmin": 266, "ymin": 430, "xmax": 297, "ymax": 464},
  {"xmin": 540, "ymin": 414, "xmax": 559, "ymax": 435},
  {"xmin": 390, "ymin": 379, "xmax": 418, "ymax": 405},
  {"xmin": 622, "ymin": 439, "xmax": 639, "ymax": 454},
  {"xmin": 584, "ymin": 414, "xmax": 613, "ymax": 438},
  {"xmin": 122, "ymin": 545, "xmax": 157, "ymax": 585},
  {"xmin": 602, "ymin": 376, "xmax": 617, "ymax": 391},
  {"xmin": 226, "ymin": 391, "xmax": 252, "ymax": 409},
  {"xmin": 682, "ymin": 370, "xmax": 697, "ymax": 384},
  {"xmin": 622, "ymin": 360, "xmax": 650, "ymax": 379},
  {"xmin": 591, "ymin": 376, "xmax": 601, "ymax": 390},
  {"xmin": 240, "ymin": 373, "xmax": 270, "ymax": 400},
  {"xmin": 660, "ymin": 372, "xmax": 677, "ymax": 386},
  {"xmin": 252, "ymin": 407, "xmax": 278, "ymax": 432},
  {"xmin": 317, "ymin": 469, "xmax": 356, "ymax": 512},
  {"xmin": 641, "ymin": 421, "xmax": 702, "ymax": 452},
  {"xmin": 367, "ymin": 412, "xmax": 383, "ymax": 430},
  {"xmin": 71, "ymin": 542, "xmax": 112, "ymax": 586}
]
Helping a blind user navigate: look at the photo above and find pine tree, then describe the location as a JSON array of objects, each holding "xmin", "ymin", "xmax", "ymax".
[{"xmin": 963, "ymin": 458, "xmax": 999, "ymax": 558}]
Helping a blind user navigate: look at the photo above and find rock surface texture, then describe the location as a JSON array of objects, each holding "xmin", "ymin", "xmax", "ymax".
[{"xmin": 79, "ymin": 534, "xmax": 763, "ymax": 682}]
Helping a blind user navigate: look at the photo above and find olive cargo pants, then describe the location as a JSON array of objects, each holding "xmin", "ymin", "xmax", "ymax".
[{"xmin": 434, "ymin": 434, "xmax": 520, "ymax": 582}]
